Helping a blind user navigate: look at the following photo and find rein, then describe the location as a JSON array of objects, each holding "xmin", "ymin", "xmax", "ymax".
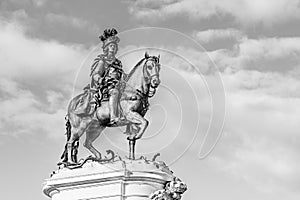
[
  {"xmin": 136, "ymin": 86, "xmax": 156, "ymax": 98},
  {"xmin": 125, "ymin": 57, "xmax": 159, "ymax": 99}
]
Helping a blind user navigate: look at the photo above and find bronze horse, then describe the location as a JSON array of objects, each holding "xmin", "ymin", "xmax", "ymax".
[{"xmin": 65, "ymin": 53, "xmax": 161, "ymax": 164}]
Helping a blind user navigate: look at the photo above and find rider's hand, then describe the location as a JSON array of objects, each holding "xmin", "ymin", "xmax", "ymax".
[{"xmin": 98, "ymin": 77, "xmax": 103, "ymax": 85}]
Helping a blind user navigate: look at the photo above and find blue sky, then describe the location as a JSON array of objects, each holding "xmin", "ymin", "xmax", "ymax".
[{"xmin": 1, "ymin": 0, "xmax": 300, "ymax": 200}]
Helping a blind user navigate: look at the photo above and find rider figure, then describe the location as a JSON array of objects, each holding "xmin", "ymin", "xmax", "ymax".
[{"xmin": 90, "ymin": 28, "xmax": 124, "ymax": 125}]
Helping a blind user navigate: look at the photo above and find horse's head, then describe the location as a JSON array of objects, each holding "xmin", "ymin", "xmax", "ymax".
[{"xmin": 143, "ymin": 52, "xmax": 161, "ymax": 89}]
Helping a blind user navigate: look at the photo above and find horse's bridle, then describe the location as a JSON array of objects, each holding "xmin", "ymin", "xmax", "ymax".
[
  {"xmin": 121, "ymin": 57, "xmax": 160, "ymax": 100},
  {"xmin": 143, "ymin": 57, "xmax": 160, "ymax": 97}
]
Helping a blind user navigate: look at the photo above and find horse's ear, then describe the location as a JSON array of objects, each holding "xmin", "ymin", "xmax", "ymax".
[{"xmin": 145, "ymin": 52, "xmax": 149, "ymax": 59}]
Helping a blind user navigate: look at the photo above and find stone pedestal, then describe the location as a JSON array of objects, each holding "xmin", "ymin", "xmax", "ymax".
[{"xmin": 43, "ymin": 158, "xmax": 175, "ymax": 200}]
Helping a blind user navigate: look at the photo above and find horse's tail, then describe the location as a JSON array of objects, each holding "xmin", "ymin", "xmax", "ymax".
[
  {"xmin": 59, "ymin": 114, "xmax": 72, "ymax": 163},
  {"xmin": 65, "ymin": 114, "xmax": 69, "ymax": 121},
  {"xmin": 65, "ymin": 114, "xmax": 72, "ymax": 141}
]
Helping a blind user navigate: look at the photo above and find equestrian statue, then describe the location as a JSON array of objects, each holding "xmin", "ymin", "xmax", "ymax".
[{"xmin": 60, "ymin": 28, "xmax": 161, "ymax": 165}]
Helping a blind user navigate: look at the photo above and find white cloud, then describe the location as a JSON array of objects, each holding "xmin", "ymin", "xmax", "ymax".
[
  {"xmin": 208, "ymin": 36, "xmax": 300, "ymax": 74},
  {"xmin": 45, "ymin": 13, "xmax": 100, "ymax": 33},
  {"xmin": 0, "ymin": 20, "xmax": 88, "ymax": 140},
  {"xmin": 0, "ymin": 21, "xmax": 87, "ymax": 84},
  {"xmin": 223, "ymin": 70, "xmax": 300, "ymax": 98},
  {"xmin": 32, "ymin": 0, "xmax": 47, "ymax": 7},
  {"xmin": 185, "ymin": 31, "xmax": 300, "ymax": 197},
  {"xmin": 209, "ymin": 87, "xmax": 300, "ymax": 197},
  {"xmin": 189, "ymin": 64, "xmax": 300, "ymax": 198},
  {"xmin": 195, "ymin": 28, "xmax": 245, "ymax": 44},
  {"xmin": 1, "ymin": 13, "xmax": 299, "ymax": 199},
  {"xmin": 1, "ymin": 0, "xmax": 47, "ymax": 7},
  {"xmin": 0, "ymin": 78, "xmax": 66, "ymax": 139},
  {"xmin": 238, "ymin": 37, "xmax": 300, "ymax": 61},
  {"xmin": 128, "ymin": 0, "xmax": 300, "ymax": 26},
  {"xmin": 118, "ymin": 44, "xmax": 216, "ymax": 74}
]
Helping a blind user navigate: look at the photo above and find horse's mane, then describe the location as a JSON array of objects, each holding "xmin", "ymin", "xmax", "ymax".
[{"xmin": 126, "ymin": 58, "xmax": 146, "ymax": 81}]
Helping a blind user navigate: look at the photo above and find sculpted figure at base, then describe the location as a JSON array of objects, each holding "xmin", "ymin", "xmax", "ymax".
[
  {"xmin": 149, "ymin": 178, "xmax": 187, "ymax": 200},
  {"xmin": 60, "ymin": 28, "xmax": 161, "ymax": 165}
]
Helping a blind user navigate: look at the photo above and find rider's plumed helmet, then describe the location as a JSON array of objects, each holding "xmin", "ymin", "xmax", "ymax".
[{"xmin": 99, "ymin": 28, "xmax": 120, "ymax": 48}]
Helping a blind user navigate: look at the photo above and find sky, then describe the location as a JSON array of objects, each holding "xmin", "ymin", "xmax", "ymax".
[{"xmin": 0, "ymin": 0, "xmax": 300, "ymax": 200}]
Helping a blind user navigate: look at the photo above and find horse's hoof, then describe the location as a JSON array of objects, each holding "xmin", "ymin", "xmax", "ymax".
[
  {"xmin": 127, "ymin": 135, "xmax": 136, "ymax": 141},
  {"xmin": 95, "ymin": 157, "xmax": 102, "ymax": 161},
  {"xmin": 110, "ymin": 118, "xmax": 120, "ymax": 125},
  {"xmin": 67, "ymin": 162, "xmax": 77, "ymax": 166},
  {"xmin": 134, "ymin": 134, "xmax": 143, "ymax": 140},
  {"xmin": 123, "ymin": 131, "xmax": 130, "ymax": 135},
  {"xmin": 126, "ymin": 136, "xmax": 131, "ymax": 140}
]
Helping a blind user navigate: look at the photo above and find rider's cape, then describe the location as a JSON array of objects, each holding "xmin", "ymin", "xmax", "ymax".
[
  {"xmin": 73, "ymin": 55, "xmax": 103, "ymax": 115},
  {"xmin": 73, "ymin": 86, "xmax": 95, "ymax": 115}
]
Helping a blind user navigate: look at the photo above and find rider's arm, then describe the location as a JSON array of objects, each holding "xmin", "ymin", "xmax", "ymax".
[
  {"xmin": 92, "ymin": 59, "xmax": 105, "ymax": 87},
  {"xmin": 119, "ymin": 61, "xmax": 128, "ymax": 81}
]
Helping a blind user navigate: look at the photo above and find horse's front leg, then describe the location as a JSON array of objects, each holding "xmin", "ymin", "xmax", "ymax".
[
  {"xmin": 126, "ymin": 111, "xmax": 149, "ymax": 140},
  {"xmin": 124, "ymin": 123, "xmax": 140, "ymax": 137}
]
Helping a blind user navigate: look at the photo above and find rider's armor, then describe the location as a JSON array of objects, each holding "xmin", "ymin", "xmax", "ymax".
[
  {"xmin": 90, "ymin": 55, "xmax": 124, "ymax": 124},
  {"xmin": 103, "ymin": 59, "xmax": 123, "ymax": 91},
  {"xmin": 89, "ymin": 28, "xmax": 124, "ymax": 125}
]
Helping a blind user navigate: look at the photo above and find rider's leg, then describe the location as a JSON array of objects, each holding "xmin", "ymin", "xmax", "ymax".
[{"xmin": 109, "ymin": 88, "xmax": 120, "ymax": 123}]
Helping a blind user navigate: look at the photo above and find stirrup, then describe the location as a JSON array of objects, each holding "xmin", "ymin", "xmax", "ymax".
[
  {"xmin": 109, "ymin": 117, "xmax": 126, "ymax": 126},
  {"xmin": 109, "ymin": 118, "xmax": 120, "ymax": 125}
]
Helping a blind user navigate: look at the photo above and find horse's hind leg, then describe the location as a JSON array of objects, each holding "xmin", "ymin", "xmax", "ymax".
[
  {"xmin": 67, "ymin": 117, "xmax": 91, "ymax": 163},
  {"xmin": 84, "ymin": 122, "xmax": 105, "ymax": 160}
]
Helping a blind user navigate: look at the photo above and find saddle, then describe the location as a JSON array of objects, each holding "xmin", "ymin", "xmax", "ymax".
[{"xmin": 73, "ymin": 84, "xmax": 125, "ymax": 121}]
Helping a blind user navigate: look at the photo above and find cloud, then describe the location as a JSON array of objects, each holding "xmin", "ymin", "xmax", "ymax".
[
  {"xmin": 0, "ymin": 78, "xmax": 67, "ymax": 139},
  {"xmin": 118, "ymin": 44, "xmax": 216, "ymax": 74},
  {"xmin": 205, "ymin": 38, "xmax": 300, "ymax": 196},
  {"xmin": 0, "ymin": 8, "xmax": 100, "ymax": 44},
  {"xmin": 0, "ymin": 0, "xmax": 47, "ymax": 8},
  {"xmin": 0, "ymin": 20, "xmax": 88, "ymax": 84},
  {"xmin": 201, "ymin": 31, "xmax": 300, "ymax": 194},
  {"xmin": 194, "ymin": 28, "xmax": 245, "ymax": 44},
  {"xmin": 180, "ymin": 55, "xmax": 300, "ymax": 197},
  {"xmin": 32, "ymin": 0, "xmax": 47, "ymax": 7},
  {"xmin": 128, "ymin": 0, "xmax": 300, "ymax": 26},
  {"xmin": 0, "ymin": 20, "xmax": 88, "ymax": 140},
  {"xmin": 45, "ymin": 13, "xmax": 100, "ymax": 33},
  {"xmin": 238, "ymin": 37, "xmax": 300, "ymax": 61},
  {"xmin": 208, "ymin": 85, "xmax": 300, "ymax": 197},
  {"xmin": 181, "ymin": 29, "xmax": 300, "ymax": 197},
  {"xmin": 223, "ymin": 70, "xmax": 300, "ymax": 98},
  {"xmin": 1, "ymin": 12, "xmax": 299, "ymax": 199},
  {"xmin": 207, "ymin": 36, "xmax": 300, "ymax": 74}
]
